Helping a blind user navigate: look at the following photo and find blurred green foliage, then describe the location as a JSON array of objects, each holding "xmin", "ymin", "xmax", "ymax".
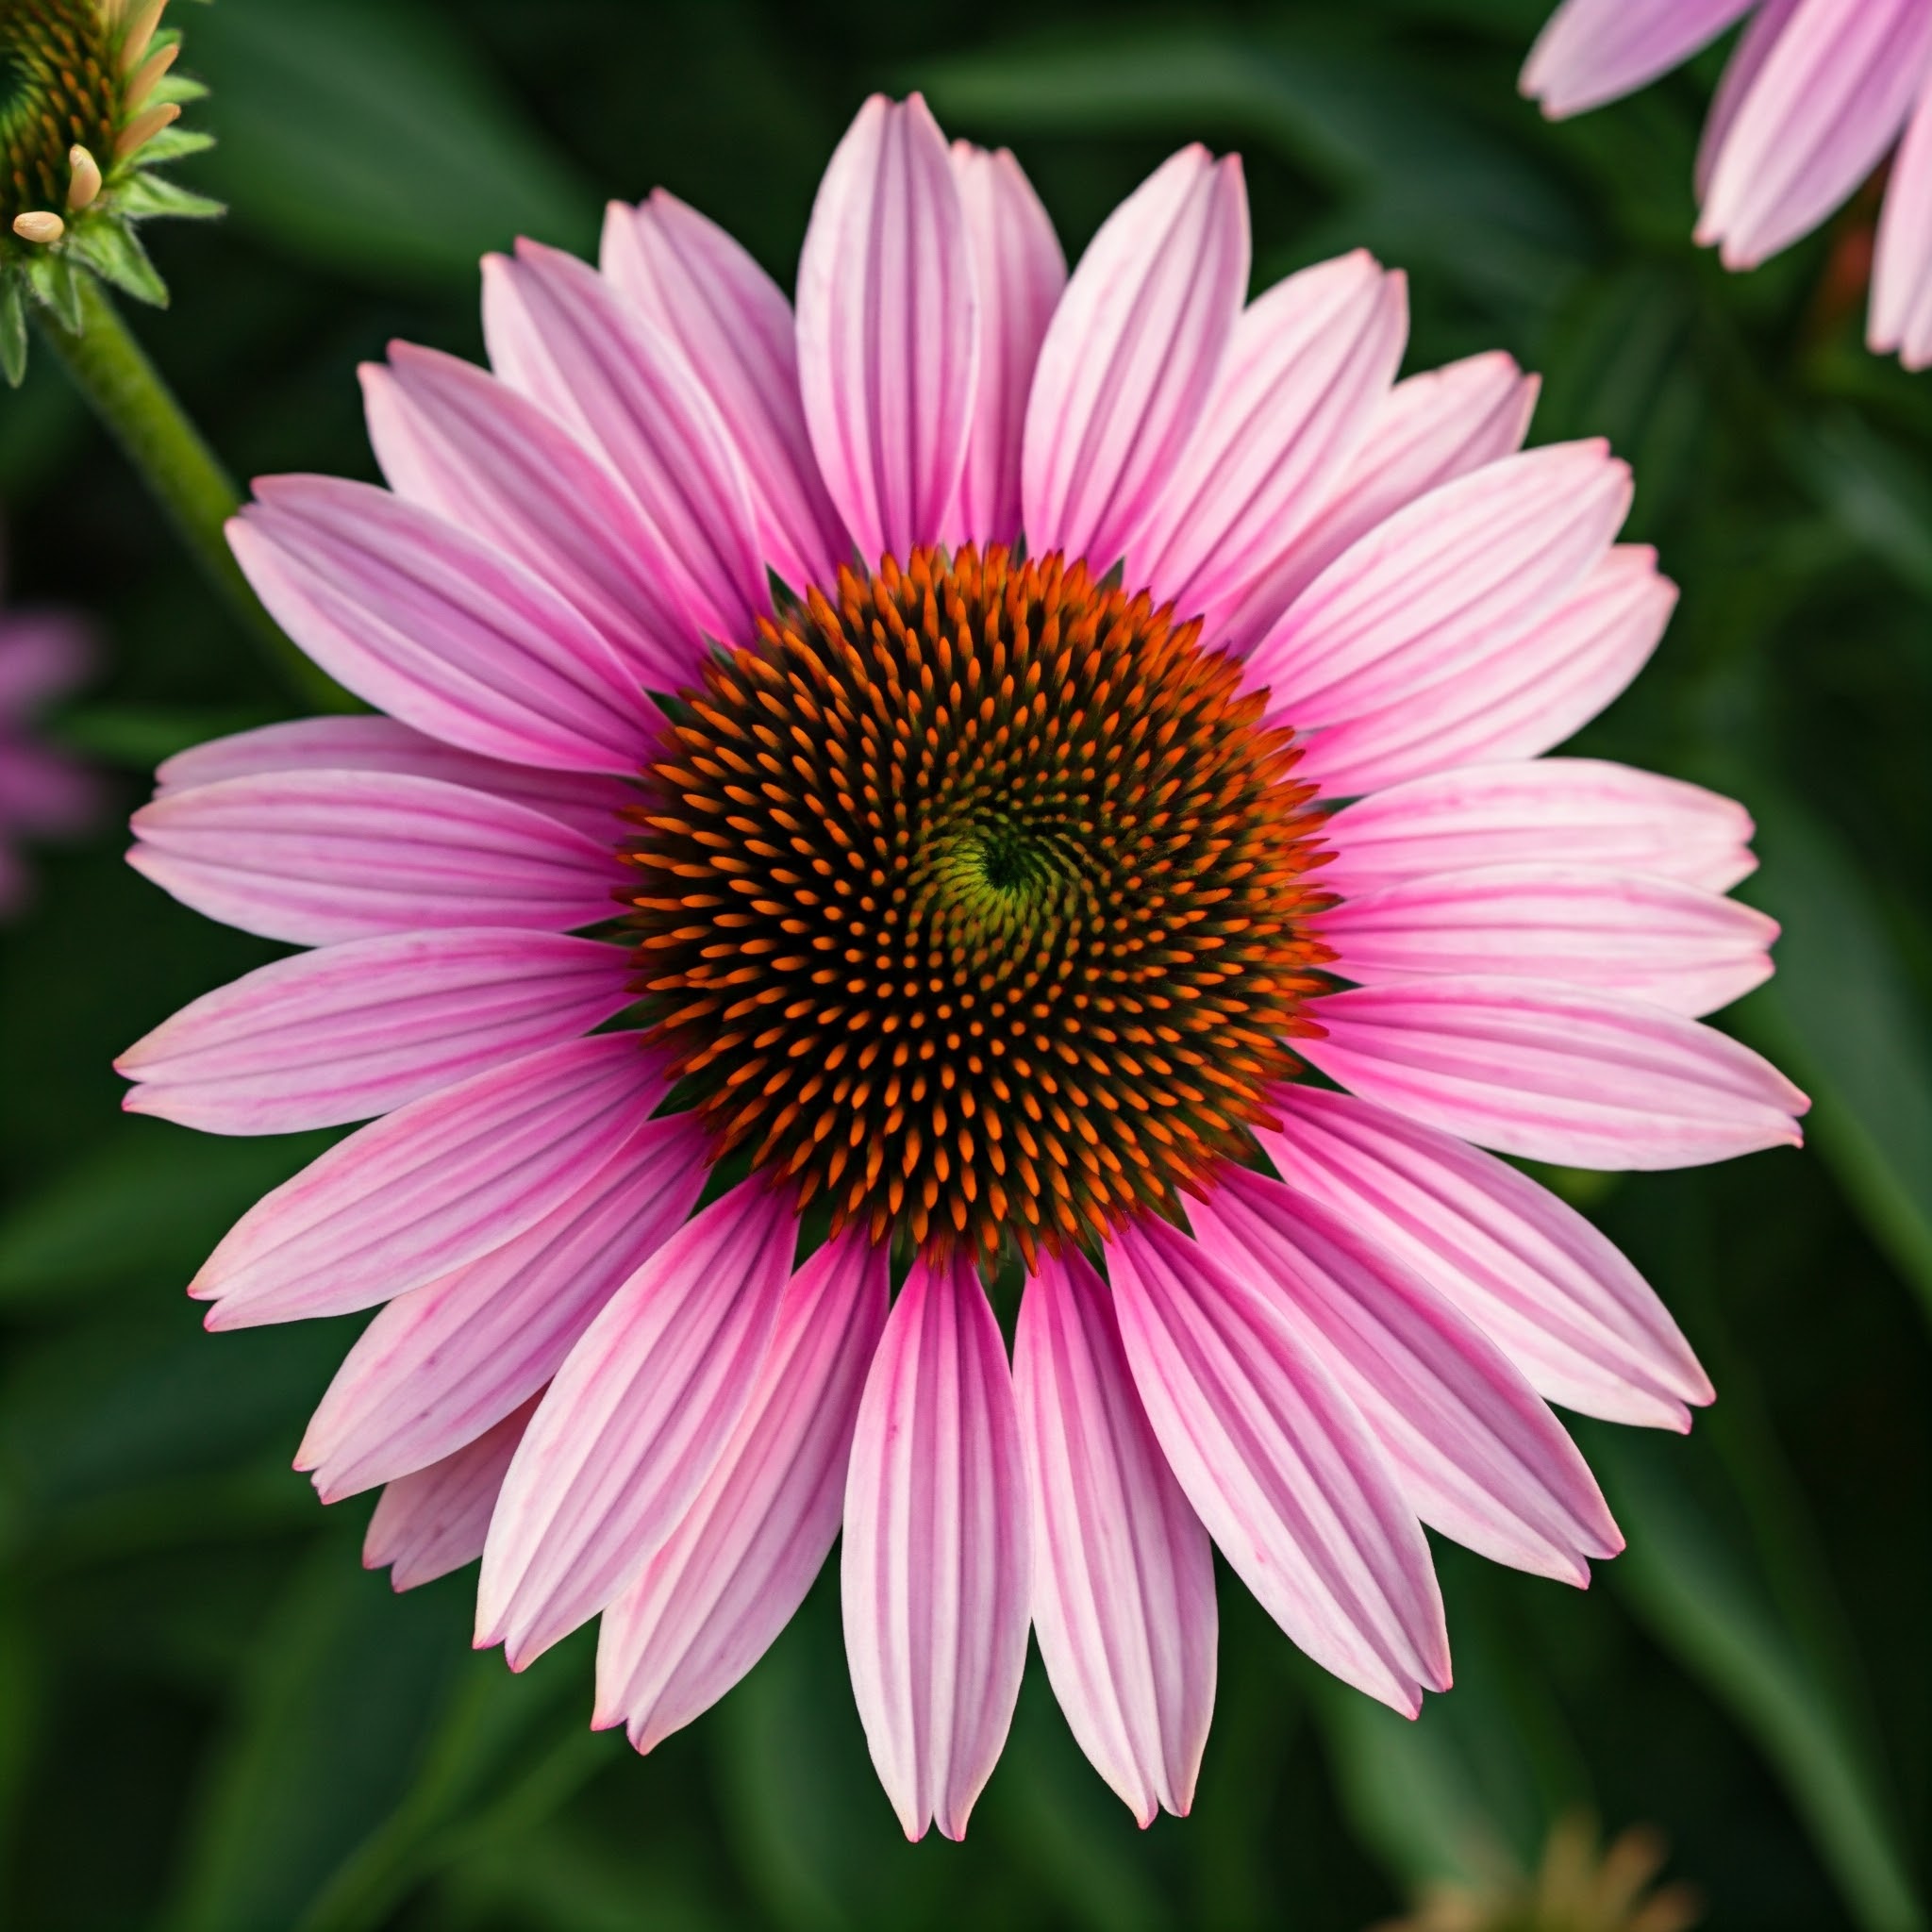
[{"xmin": 1, "ymin": 1, "xmax": 1928, "ymax": 1926}]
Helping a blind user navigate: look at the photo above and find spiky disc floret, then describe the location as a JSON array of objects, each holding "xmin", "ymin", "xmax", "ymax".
[
  {"xmin": 623, "ymin": 544, "xmax": 1336, "ymax": 1270},
  {"xmin": 1, "ymin": 0, "xmax": 222, "ymax": 383}
]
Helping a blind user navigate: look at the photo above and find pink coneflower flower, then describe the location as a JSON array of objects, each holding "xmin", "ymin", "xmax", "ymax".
[
  {"xmin": 1523, "ymin": 0, "xmax": 1932, "ymax": 367},
  {"xmin": 0, "ymin": 590, "xmax": 98, "ymax": 915},
  {"xmin": 119, "ymin": 93, "xmax": 1807, "ymax": 1840}
]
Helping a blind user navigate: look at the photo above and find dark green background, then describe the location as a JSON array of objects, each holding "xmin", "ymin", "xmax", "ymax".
[{"xmin": 2, "ymin": 1, "xmax": 1928, "ymax": 1926}]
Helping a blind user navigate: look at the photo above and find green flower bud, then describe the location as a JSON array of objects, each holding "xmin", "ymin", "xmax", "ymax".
[{"xmin": 1, "ymin": 0, "xmax": 222, "ymax": 384}]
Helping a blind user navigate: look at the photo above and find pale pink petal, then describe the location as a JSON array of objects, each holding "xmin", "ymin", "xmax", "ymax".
[
  {"xmin": 127, "ymin": 771, "xmax": 628, "ymax": 947},
  {"xmin": 361, "ymin": 345, "xmax": 702, "ymax": 692},
  {"xmin": 1697, "ymin": 0, "xmax": 1806, "ymax": 202},
  {"xmin": 1319, "ymin": 863, "xmax": 1777, "ymax": 1018},
  {"xmin": 1023, "ymin": 146, "xmax": 1250, "ymax": 572},
  {"xmin": 190, "ymin": 1032, "xmax": 667, "ymax": 1328},
  {"xmin": 152, "ymin": 716, "xmax": 634, "ymax": 845},
  {"xmin": 1523, "ymin": 0, "xmax": 1758, "ymax": 117},
  {"xmin": 1299, "ymin": 975, "xmax": 1809, "ymax": 1170},
  {"xmin": 1014, "ymin": 1248, "xmax": 1215, "ymax": 1826},
  {"xmin": 1108, "ymin": 1216, "xmax": 1448, "ymax": 1714},
  {"xmin": 482, "ymin": 241, "xmax": 769, "ymax": 646},
  {"xmin": 1262, "ymin": 1086, "xmax": 1711, "ymax": 1430},
  {"xmin": 118, "ymin": 929, "xmax": 634, "ymax": 1136},
  {"xmin": 364, "ymin": 1396, "xmax": 539, "ymax": 1591},
  {"xmin": 1191, "ymin": 1171, "xmax": 1622, "ymax": 1586},
  {"xmin": 949, "ymin": 142, "xmax": 1066, "ymax": 549},
  {"xmin": 301, "ymin": 1114, "xmax": 710, "ymax": 1499},
  {"xmin": 594, "ymin": 1230, "xmax": 891, "ymax": 1751},
  {"xmin": 601, "ymin": 190, "xmax": 852, "ymax": 593},
  {"xmin": 1294, "ymin": 545, "xmax": 1676, "ymax": 796},
  {"xmin": 1322, "ymin": 758, "xmax": 1757, "ymax": 896},
  {"xmin": 842, "ymin": 1251, "xmax": 1030, "ymax": 1841},
  {"xmin": 1126, "ymin": 253, "xmax": 1407, "ymax": 636},
  {"xmin": 475, "ymin": 1180, "xmax": 797, "ymax": 1668},
  {"xmin": 796, "ymin": 94, "xmax": 980, "ymax": 566},
  {"xmin": 1697, "ymin": 0, "xmax": 1932, "ymax": 269},
  {"xmin": 1221, "ymin": 353, "xmax": 1540, "ymax": 653},
  {"xmin": 1248, "ymin": 442, "xmax": 1632, "ymax": 733},
  {"xmin": 229, "ymin": 478, "xmax": 654, "ymax": 775},
  {"xmin": 1871, "ymin": 81, "xmax": 1932, "ymax": 367}
]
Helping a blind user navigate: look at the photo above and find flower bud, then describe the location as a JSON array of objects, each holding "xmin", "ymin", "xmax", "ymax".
[{"xmin": 0, "ymin": 0, "xmax": 225, "ymax": 385}]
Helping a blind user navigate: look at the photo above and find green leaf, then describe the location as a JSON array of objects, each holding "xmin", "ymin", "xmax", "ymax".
[
  {"xmin": 161, "ymin": 1545, "xmax": 477, "ymax": 1932},
  {"xmin": 116, "ymin": 174, "xmax": 227, "ymax": 222},
  {"xmin": 188, "ymin": 0, "xmax": 597, "ymax": 287},
  {"xmin": 1592, "ymin": 1428, "xmax": 1925, "ymax": 1932},
  {"xmin": 23, "ymin": 251, "xmax": 84, "ymax": 331},
  {"xmin": 64, "ymin": 220, "xmax": 170, "ymax": 306},
  {"xmin": 1734, "ymin": 790, "xmax": 1932, "ymax": 1318},
  {"xmin": 0, "ymin": 1119, "xmax": 336, "ymax": 1311},
  {"xmin": 1786, "ymin": 415, "xmax": 1932, "ymax": 601},
  {"xmin": 0, "ymin": 278, "xmax": 25, "ymax": 387},
  {"xmin": 914, "ymin": 24, "xmax": 1585, "ymax": 311},
  {"xmin": 135, "ymin": 126, "xmax": 218, "ymax": 165}
]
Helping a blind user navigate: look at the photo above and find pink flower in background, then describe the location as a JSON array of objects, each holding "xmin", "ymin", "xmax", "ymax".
[
  {"xmin": 119, "ymin": 92, "xmax": 1807, "ymax": 1840},
  {"xmin": 1523, "ymin": 0, "xmax": 1932, "ymax": 366},
  {"xmin": 0, "ymin": 596, "xmax": 99, "ymax": 916}
]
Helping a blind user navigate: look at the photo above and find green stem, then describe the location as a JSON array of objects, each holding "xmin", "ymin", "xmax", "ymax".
[{"xmin": 35, "ymin": 275, "xmax": 352, "ymax": 712}]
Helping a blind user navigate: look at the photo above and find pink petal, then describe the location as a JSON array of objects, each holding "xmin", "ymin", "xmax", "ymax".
[
  {"xmin": 1014, "ymin": 1248, "xmax": 1215, "ymax": 1825},
  {"xmin": 1318, "ymin": 862, "xmax": 1778, "ymax": 1018},
  {"xmin": 1127, "ymin": 253, "xmax": 1407, "ymax": 637},
  {"xmin": 475, "ymin": 1180, "xmax": 797, "ymax": 1668},
  {"xmin": 482, "ymin": 241, "xmax": 769, "ymax": 646},
  {"xmin": 1871, "ymin": 81, "xmax": 1932, "ymax": 367},
  {"xmin": 601, "ymin": 190, "xmax": 853, "ymax": 594},
  {"xmin": 1522, "ymin": 0, "xmax": 1758, "ymax": 117},
  {"xmin": 949, "ymin": 142, "xmax": 1066, "ymax": 550},
  {"xmin": 1248, "ymin": 442, "xmax": 1632, "ymax": 733},
  {"xmin": 1697, "ymin": 0, "xmax": 1932, "ymax": 269},
  {"xmin": 1221, "ymin": 352, "xmax": 1541, "ymax": 653},
  {"xmin": 190, "ymin": 1032, "xmax": 667, "ymax": 1328},
  {"xmin": 1108, "ymin": 1216, "xmax": 1448, "ymax": 1714},
  {"xmin": 301, "ymin": 1113, "xmax": 711, "ymax": 1500},
  {"xmin": 594, "ymin": 1229, "xmax": 891, "ymax": 1751},
  {"xmin": 0, "ymin": 613, "xmax": 94, "ymax": 716},
  {"xmin": 361, "ymin": 344, "xmax": 703, "ymax": 693},
  {"xmin": 1697, "ymin": 0, "xmax": 1806, "ymax": 202},
  {"xmin": 1191, "ymin": 1171, "xmax": 1622, "ymax": 1585},
  {"xmin": 229, "ymin": 477, "xmax": 653, "ymax": 775},
  {"xmin": 1262, "ymin": 1086, "xmax": 1712, "ymax": 1430},
  {"xmin": 152, "ymin": 716, "xmax": 634, "ymax": 845},
  {"xmin": 1299, "ymin": 975, "xmax": 1809, "ymax": 1170},
  {"xmin": 127, "ymin": 770, "xmax": 629, "ymax": 947},
  {"xmin": 842, "ymin": 1251, "xmax": 1030, "ymax": 1841},
  {"xmin": 364, "ymin": 1396, "xmax": 539, "ymax": 1591},
  {"xmin": 795, "ymin": 94, "xmax": 980, "ymax": 566},
  {"xmin": 1294, "ymin": 544, "xmax": 1676, "ymax": 796},
  {"xmin": 1023, "ymin": 146, "xmax": 1250, "ymax": 573},
  {"xmin": 0, "ymin": 739, "xmax": 100, "ymax": 836},
  {"xmin": 1321, "ymin": 758, "xmax": 1757, "ymax": 896},
  {"xmin": 118, "ymin": 928, "xmax": 635, "ymax": 1135}
]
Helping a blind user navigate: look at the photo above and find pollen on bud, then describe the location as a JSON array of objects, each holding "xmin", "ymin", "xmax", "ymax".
[
  {"xmin": 116, "ymin": 0, "xmax": 169, "ymax": 73},
  {"xmin": 67, "ymin": 147, "xmax": 104, "ymax": 212},
  {"xmin": 12, "ymin": 213, "xmax": 66, "ymax": 246},
  {"xmin": 116, "ymin": 101, "xmax": 180, "ymax": 159}
]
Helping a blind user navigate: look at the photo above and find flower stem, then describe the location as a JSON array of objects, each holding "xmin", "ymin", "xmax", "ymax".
[{"xmin": 35, "ymin": 275, "xmax": 352, "ymax": 712}]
